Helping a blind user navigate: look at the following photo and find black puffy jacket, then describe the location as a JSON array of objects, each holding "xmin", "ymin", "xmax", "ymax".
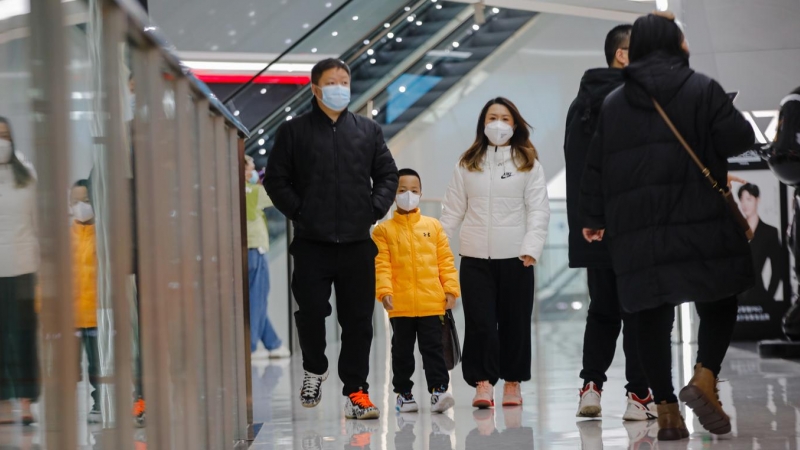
[
  {"xmin": 580, "ymin": 52, "xmax": 756, "ymax": 313},
  {"xmin": 265, "ymin": 99, "xmax": 398, "ymax": 244},
  {"xmin": 564, "ymin": 68, "xmax": 624, "ymax": 268}
]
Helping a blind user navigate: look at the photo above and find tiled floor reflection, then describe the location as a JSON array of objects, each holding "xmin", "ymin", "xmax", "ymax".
[{"xmin": 251, "ymin": 320, "xmax": 800, "ymax": 450}]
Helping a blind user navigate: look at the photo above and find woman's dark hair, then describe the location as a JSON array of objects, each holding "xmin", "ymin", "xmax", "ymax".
[
  {"xmin": 398, "ymin": 168, "xmax": 421, "ymax": 189},
  {"xmin": 460, "ymin": 97, "xmax": 538, "ymax": 172},
  {"xmin": 0, "ymin": 117, "xmax": 33, "ymax": 188},
  {"xmin": 628, "ymin": 12, "xmax": 686, "ymax": 63},
  {"xmin": 774, "ymin": 86, "xmax": 800, "ymax": 151},
  {"xmin": 738, "ymin": 183, "xmax": 760, "ymax": 199}
]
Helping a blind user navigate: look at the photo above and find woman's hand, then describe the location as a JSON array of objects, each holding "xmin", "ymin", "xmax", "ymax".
[
  {"xmin": 522, "ymin": 255, "xmax": 536, "ymax": 267},
  {"xmin": 382, "ymin": 295, "xmax": 393, "ymax": 311},
  {"xmin": 445, "ymin": 293, "xmax": 457, "ymax": 310},
  {"xmin": 583, "ymin": 228, "xmax": 605, "ymax": 243}
]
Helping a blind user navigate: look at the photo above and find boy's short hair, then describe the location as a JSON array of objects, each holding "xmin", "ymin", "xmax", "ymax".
[
  {"xmin": 73, "ymin": 179, "xmax": 89, "ymax": 189},
  {"xmin": 398, "ymin": 168, "xmax": 421, "ymax": 189}
]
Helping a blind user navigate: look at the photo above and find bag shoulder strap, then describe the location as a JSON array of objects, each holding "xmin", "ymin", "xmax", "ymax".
[{"xmin": 651, "ymin": 98, "xmax": 726, "ymax": 195}]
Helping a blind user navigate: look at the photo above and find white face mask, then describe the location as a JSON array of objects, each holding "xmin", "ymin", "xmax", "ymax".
[
  {"xmin": 71, "ymin": 201, "xmax": 95, "ymax": 223},
  {"xmin": 396, "ymin": 191, "xmax": 420, "ymax": 211},
  {"xmin": 484, "ymin": 121, "xmax": 514, "ymax": 146},
  {"xmin": 0, "ymin": 139, "xmax": 12, "ymax": 163}
]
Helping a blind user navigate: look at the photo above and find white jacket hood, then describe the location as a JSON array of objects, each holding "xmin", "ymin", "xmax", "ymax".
[{"xmin": 440, "ymin": 146, "xmax": 550, "ymax": 261}]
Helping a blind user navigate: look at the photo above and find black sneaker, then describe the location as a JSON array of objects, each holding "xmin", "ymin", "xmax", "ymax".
[{"xmin": 300, "ymin": 370, "xmax": 328, "ymax": 408}]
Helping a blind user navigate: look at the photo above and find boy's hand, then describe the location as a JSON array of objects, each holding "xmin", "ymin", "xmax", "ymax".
[
  {"xmin": 522, "ymin": 255, "xmax": 536, "ymax": 267},
  {"xmin": 445, "ymin": 293, "xmax": 456, "ymax": 310},
  {"xmin": 382, "ymin": 295, "xmax": 394, "ymax": 311}
]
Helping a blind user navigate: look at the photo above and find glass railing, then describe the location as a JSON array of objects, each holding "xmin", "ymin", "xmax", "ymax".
[
  {"xmin": 245, "ymin": 0, "xmax": 472, "ymax": 160},
  {"xmin": 221, "ymin": 0, "xmax": 411, "ymax": 131}
]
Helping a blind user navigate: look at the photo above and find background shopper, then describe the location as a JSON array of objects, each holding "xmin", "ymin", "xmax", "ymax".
[
  {"xmin": 265, "ymin": 58, "xmax": 398, "ymax": 420},
  {"xmin": 441, "ymin": 97, "xmax": 550, "ymax": 409},
  {"xmin": 580, "ymin": 12, "xmax": 756, "ymax": 441},
  {"xmin": 564, "ymin": 24, "xmax": 655, "ymax": 421},
  {"xmin": 0, "ymin": 117, "xmax": 40, "ymax": 425},
  {"xmin": 244, "ymin": 155, "xmax": 289, "ymax": 360}
]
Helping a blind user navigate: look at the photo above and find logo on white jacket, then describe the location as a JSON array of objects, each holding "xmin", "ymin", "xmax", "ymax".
[{"xmin": 501, "ymin": 172, "xmax": 513, "ymax": 179}]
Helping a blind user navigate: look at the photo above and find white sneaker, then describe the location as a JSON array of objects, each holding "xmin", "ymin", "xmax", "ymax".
[
  {"xmin": 430, "ymin": 388, "xmax": 455, "ymax": 414},
  {"xmin": 300, "ymin": 370, "xmax": 328, "ymax": 408},
  {"xmin": 395, "ymin": 392, "xmax": 419, "ymax": 413},
  {"xmin": 622, "ymin": 392, "xmax": 658, "ymax": 421},
  {"xmin": 577, "ymin": 382, "xmax": 602, "ymax": 418},
  {"xmin": 344, "ymin": 390, "xmax": 380, "ymax": 420},
  {"xmin": 269, "ymin": 345, "xmax": 291, "ymax": 359},
  {"xmin": 251, "ymin": 345, "xmax": 270, "ymax": 361}
]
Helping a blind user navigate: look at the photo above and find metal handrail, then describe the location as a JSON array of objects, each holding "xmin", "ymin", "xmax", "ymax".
[{"xmin": 112, "ymin": 0, "xmax": 250, "ymax": 136}]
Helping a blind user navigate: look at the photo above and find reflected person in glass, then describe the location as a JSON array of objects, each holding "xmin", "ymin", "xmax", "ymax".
[{"xmin": 0, "ymin": 116, "xmax": 40, "ymax": 425}]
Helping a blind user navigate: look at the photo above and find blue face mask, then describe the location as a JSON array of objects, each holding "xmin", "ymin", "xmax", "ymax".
[
  {"xmin": 319, "ymin": 84, "xmax": 350, "ymax": 112},
  {"xmin": 249, "ymin": 171, "xmax": 259, "ymax": 184}
]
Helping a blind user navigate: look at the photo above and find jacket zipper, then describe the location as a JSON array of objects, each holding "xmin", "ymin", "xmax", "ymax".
[
  {"xmin": 333, "ymin": 122, "xmax": 340, "ymax": 243},
  {"xmin": 408, "ymin": 215, "xmax": 418, "ymax": 316},
  {"xmin": 488, "ymin": 146, "xmax": 496, "ymax": 259}
]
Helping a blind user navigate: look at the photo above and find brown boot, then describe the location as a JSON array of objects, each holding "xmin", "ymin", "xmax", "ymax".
[
  {"xmin": 679, "ymin": 363, "xmax": 731, "ymax": 435},
  {"xmin": 656, "ymin": 401, "xmax": 690, "ymax": 441}
]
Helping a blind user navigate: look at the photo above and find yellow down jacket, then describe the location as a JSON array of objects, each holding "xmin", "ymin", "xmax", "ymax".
[{"xmin": 372, "ymin": 209, "xmax": 460, "ymax": 318}]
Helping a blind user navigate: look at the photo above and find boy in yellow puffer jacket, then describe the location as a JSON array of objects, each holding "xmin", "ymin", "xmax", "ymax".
[
  {"xmin": 70, "ymin": 180, "xmax": 102, "ymax": 422},
  {"xmin": 372, "ymin": 168, "xmax": 460, "ymax": 414}
]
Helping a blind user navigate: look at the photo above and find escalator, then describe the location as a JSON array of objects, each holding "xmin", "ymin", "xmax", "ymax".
[{"xmin": 245, "ymin": 2, "xmax": 537, "ymax": 161}]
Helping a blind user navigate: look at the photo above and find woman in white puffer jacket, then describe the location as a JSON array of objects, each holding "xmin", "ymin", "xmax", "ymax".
[{"xmin": 441, "ymin": 97, "xmax": 550, "ymax": 409}]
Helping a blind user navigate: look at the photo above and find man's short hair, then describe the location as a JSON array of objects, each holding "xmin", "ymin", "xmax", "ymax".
[
  {"xmin": 604, "ymin": 24, "xmax": 632, "ymax": 66},
  {"xmin": 738, "ymin": 183, "xmax": 760, "ymax": 199},
  {"xmin": 311, "ymin": 58, "xmax": 351, "ymax": 86},
  {"xmin": 398, "ymin": 168, "xmax": 421, "ymax": 189}
]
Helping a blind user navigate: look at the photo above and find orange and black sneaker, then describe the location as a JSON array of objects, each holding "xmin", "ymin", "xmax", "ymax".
[
  {"xmin": 344, "ymin": 390, "xmax": 380, "ymax": 420},
  {"xmin": 133, "ymin": 397, "xmax": 146, "ymax": 428}
]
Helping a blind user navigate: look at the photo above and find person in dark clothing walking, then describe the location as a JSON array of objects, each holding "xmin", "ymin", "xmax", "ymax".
[
  {"xmin": 565, "ymin": 24, "xmax": 655, "ymax": 422},
  {"xmin": 264, "ymin": 58, "xmax": 398, "ymax": 420},
  {"xmin": 580, "ymin": 12, "xmax": 755, "ymax": 441}
]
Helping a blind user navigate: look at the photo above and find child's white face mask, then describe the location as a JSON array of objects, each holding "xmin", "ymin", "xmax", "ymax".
[{"xmin": 396, "ymin": 191, "xmax": 420, "ymax": 211}]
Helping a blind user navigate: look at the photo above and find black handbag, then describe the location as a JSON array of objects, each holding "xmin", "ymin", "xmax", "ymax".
[{"xmin": 441, "ymin": 310, "xmax": 462, "ymax": 370}]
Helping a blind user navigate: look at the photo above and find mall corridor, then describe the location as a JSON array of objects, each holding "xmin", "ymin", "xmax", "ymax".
[{"xmin": 1, "ymin": 0, "xmax": 800, "ymax": 449}]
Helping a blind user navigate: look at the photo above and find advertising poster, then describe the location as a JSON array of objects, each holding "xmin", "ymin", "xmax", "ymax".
[{"xmin": 730, "ymin": 170, "xmax": 791, "ymax": 341}]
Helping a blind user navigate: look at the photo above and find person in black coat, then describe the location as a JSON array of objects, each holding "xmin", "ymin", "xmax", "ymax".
[
  {"xmin": 580, "ymin": 12, "xmax": 755, "ymax": 441},
  {"xmin": 735, "ymin": 183, "xmax": 789, "ymax": 340},
  {"xmin": 565, "ymin": 24, "xmax": 654, "ymax": 421},
  {"xmin": 265, "ymin": 58, "xmax": 398, "ymax": 418}
]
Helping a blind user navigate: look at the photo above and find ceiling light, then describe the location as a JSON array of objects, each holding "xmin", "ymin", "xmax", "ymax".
[
  {"xmin": 436, "ymin": 4, "xmax": 442, "ymax": 9},
  {"xmin": 452, "ymin": 41, "xmax": 460, "ymax": 48},
  {"xmin": 228, "ymin": 30, "xmax": 236, "ymax": 36},
  {"xmin": 325, "ymin": 2, "xmax": 332, "ymax": 7},
  {"xmin": 234, "ymin": 110, "xmax": 240, "ymax": 116},
  {"xmin": 472, "ymin": 24, "xmax": 480, "ymax": 31},
  {"xmin": 258, "ymin": 138, "xmax": 265, "ymax": 145},
  {"xmin": 405, "ymin": 6, "xmax": 411, "ymax": 11},
  {"xmin": 258, "ymin": 129, "xmax": 264, "ymax": 134},
  {"xmin": 399, "ymin": 86, "xmax": 406, "ymax": 93},
  {"xmin": 372, "ymin": 109, "xmax": 379, "ymax": 116},
  {"xmin": 311, "ymin": 48, "xmax": 318, "ymax": 53},
  {"xmin": 432, "ymin": 0, "xmax": 437, "ymax": 2},
  {"xmin": 363, "ymin": 39, "xmax": 370, "ymax": 45},
  {"xmin": 396, "ymin": 37, "xmax": 402, "ymax": 42},
  {"xmin": 285, "ymin": 107, "xmax": 291, "ymax": 112},
  {"xmin": 210, "ymin": 45, "xmax": 219, "ymax": 50},
  {"xmin": 260, "ymin": 88, "xmax": 267, "ymax": 94},
  {"xmin": 407, "ymin": 16, "xmax": 414, "ymax": 22},
  {"xmin": 332, "ymin": 31, "xmax": 338, "ymax": 36},
  {"xmin": 370, "ymin": 58, "xmax": 376, "ymax": 64},
  {"xmin": 285, "ymin": 38, "xmax": 292, "ymax": 44},
  {"xmin": 248, "ymin": 11, "xmax": 255, "ymax": 17},
  {"xmin": 352, "ymin": 16, "xmax": 359, "ymax": 20},
  {"xmin": 387, "ymin": 32, "xmax": 394, "ymax": 38},
  {"xmin": 302, "ymin": 23, "xmax": 310, "ymax": 29},
  {"xmin": 384, "ymin": 23, "xmax": 391, "ymax": 28},
  {"xmin": 367, "ymin": 49, "xmax": 374, "ymax": 55},
  {"xmin": 492, "ymin": 7, "xmax": 500, "ymax": 13},
  {"xmin": 656, "ymin": 0, "xmax": 668, "ymax": 10},
  {"xmin": 426, "ymin": 63, "xmax": 433, "ymax": 70},
  {"xmin": 416, "ymin": 21, "xmax": 423, "ymax": 26},
  {"xmin": 286, "ymin": 115, "xmax": 293, "ymax": 121},
  {"xmin": 259, "ymin": 148, "xmax": 267, "ymax": 155}
]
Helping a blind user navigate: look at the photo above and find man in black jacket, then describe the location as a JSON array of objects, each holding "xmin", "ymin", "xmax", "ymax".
[
  {"xmin": 265, "ymin": 59, "xmax": 398, "ymax": 419},
  {"xmin": 564, "ymin": 25, "xmax": 654, "ymax": 421}
]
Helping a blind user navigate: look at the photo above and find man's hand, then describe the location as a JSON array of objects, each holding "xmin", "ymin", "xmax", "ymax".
[
  {"xmin": 583, "ymin": 228, "xmax": 605, "ymax": 243},
  {"xmin": 382, "ymin": 295, "xmax": 393, "ymax": 311},
  {"xmin": 728, "ymin": 174, "xmax": 747, "ymax": 189},
  {"xmin": 445, "ymin": 293, "xmax": 457, "ymax": 310},
  {"xmin": 522, "ymin": 255, "xmax": 536, "ymax": 267}
]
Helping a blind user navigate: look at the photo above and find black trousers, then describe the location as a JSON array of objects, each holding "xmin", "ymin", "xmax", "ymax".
[
  {"xmin": 291, "ymin": 238, "xmax": 377, "ymax": 395},
  {"xmin": 390, "ymin": 316, "xmax": 449, "ymax": 393},
  {"xmin": 77, "ymin": 328, "xmax": 101, "ymax": 409},
  {"xmin": 580, "ymin": 268, "xmax": 648, "ymax": 396},
  {"xmin": 460, "ymin": 257, "xmax": 534, "ymax": 386},
  {"xmin": 0, "ymin": 274, "xmax": 40, "ymax": 401},
  {"xmin": 636, "ymin": 296, "xmax": 738, "ymax": 403}
]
